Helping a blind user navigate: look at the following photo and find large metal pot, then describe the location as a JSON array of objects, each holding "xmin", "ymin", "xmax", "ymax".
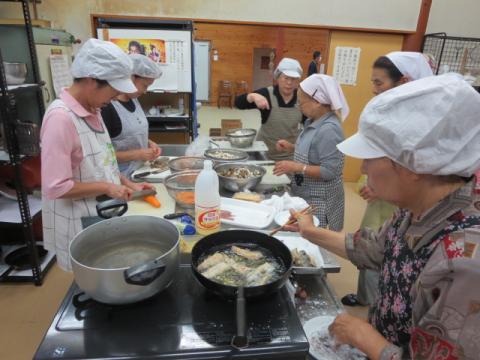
[{"xmin": 69, "ymin": 202, "xmax": 180, "ymax": 305}]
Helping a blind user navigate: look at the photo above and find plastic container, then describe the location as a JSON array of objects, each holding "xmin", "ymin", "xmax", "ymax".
[
  {"xmin": 195, "ymin": 160, "xmax": 221, "ymax": 235},
  {"xmin": 171, "ymin": 220, "xmax": 196, "ymax": 235}
]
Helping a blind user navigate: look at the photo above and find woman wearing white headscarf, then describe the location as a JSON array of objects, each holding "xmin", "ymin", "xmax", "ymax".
[
  {"xmin": 273, "ymin": 74, "xmax": 349, "ymax": 231},
  {"xmin": 343, "ymin": 51, "xmax": 435, "ymax": 307},
  {"xmin": 235, "ymin": 58, "xmax": 304, "ymax": 160},
  {"xmin": 102, "ymin": 54, "xmax": 163, "ymax": 177},
  {"xmin": 287, "ymin": 74, "xmax": 480, "ymax": 359}
]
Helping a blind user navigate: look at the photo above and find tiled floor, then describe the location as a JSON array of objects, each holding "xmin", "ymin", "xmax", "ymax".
[{"xmin": 0, "ymin": 107, "xmax": 368, "ymax": 359}]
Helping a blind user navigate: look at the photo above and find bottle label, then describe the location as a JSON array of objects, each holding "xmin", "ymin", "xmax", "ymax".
[{"xmin": 196, "ymin": 206, "xmax": 220, "ymax": 230}]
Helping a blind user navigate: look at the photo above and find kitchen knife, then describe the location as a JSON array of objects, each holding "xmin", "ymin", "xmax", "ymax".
[{"xmin": 133, "ymin": 168, "xmax": 169, "ymax": 179}]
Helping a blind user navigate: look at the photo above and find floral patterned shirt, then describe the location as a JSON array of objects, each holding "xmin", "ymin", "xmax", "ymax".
[{"xmin": 345, "ymin": 177, "xmax": 480, "ymax": 359}]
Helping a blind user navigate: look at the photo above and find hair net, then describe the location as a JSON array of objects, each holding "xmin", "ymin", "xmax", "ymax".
[
  {"xmin": 386, "ymin": 51, "xmax": 434, "ymax": 81},
  {"xmin": 130, "ymin": 54, "xmax": 163, "ymax": 79},
  {"xmin": 274, "ymin": 58, "xmax": 303, "ymax": 79}
]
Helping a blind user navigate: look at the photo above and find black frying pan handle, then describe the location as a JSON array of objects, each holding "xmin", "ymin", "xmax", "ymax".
[
  {"xmin": 231, "ymin": 286, "xmax": 248, "ymax": 349},
  {"xmin": 124, "ymin": 258, "xmax": 166, "ymax": 286},
  {"xmin": 96, "ymin": 199, "xmax": 128, "ymax": 219}
]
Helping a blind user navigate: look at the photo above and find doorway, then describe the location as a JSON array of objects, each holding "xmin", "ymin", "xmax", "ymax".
[{"xmin": 252, "ymin": 48, "xmax": 275, "ymax": 90}]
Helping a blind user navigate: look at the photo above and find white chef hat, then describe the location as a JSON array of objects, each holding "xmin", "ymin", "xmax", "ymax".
[
  {"xmin": 385, "ymin": 51, "xmax": 433, "ymax": 80},
  {"xmin": 70, "ymin": 38, "xmax": 137, "ymax": 93},
  {"xmin": 274, "ymin": 58, "xmax": 303, "ymax": 79},
  {"xmin": 337, "ymin": 73, "xmax": 480, "ymax": 177},
  {"xmin": 130, "ymin": 54, "xmax": 163, "ymax": 79},
  {"xmin": 300, "ymin": 74, "xmax": 350, "ymax": 121}
]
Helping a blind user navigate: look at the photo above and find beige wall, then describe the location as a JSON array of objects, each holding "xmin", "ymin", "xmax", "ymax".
[
  {"xmin": 426, "ymin": 0, "xmax": 480, "ymax": 38},
  {"xmin": 327, "ymin": 31, "xmax": 404, "ymax": 182},
  {"xmin": 2, "ymin": 0, "xmax": 421, "ymax": 43}
]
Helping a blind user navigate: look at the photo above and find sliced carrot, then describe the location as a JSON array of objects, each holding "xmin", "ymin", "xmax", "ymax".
[{"xmin": 143, "ymin": 195, "xmax": 161, "ymax": 208}]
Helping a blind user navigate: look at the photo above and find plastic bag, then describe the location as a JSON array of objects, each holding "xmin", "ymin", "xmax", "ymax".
[{"xmin": 185, "ymin": 135, "xmax": 210, "ymax": 157}]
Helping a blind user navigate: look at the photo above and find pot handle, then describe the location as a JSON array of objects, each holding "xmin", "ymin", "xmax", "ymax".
[
  {"xmin": 231, "ymin": 286, "xmax": 249, "ymax": 349},
  {"xmin": 124, "ymin": 258, "xmax": 166, "ymax": 286},
  {"xmin": 96, "ymin": 199, "xmax": 128, "ymax": 219}
]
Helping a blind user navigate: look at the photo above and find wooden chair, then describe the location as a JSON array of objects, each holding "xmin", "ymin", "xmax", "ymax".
[
  {"xmin": 217, "ymin": 80, "xmax": 233, "ymax": 108},
  {"xmin": 234, "ymin": 81, "xmax": 248, "ymax": 97},
  {"xmin": 209, "ymin": 128, "xmax": 222, "ymax": 137}
]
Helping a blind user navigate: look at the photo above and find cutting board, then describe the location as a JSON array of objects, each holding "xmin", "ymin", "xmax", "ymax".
[
  {"xmin": 126, "ymin": 184, "xmax": 175, "ymax": 217},
  {"xmin": 261, "ymin": 165, "xmax": 291, "ymax": 185}
]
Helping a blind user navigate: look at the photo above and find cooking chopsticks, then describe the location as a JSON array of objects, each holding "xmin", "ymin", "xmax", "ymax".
[{"xmin": 268, "ymin": 205, "xmax": 318, "ymax": 236}]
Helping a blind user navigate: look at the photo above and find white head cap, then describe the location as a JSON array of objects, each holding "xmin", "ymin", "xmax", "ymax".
[
  {"xmin": 385, "ymin": 51, "xmax": 434, "ymax": 81},
  {"xmin": 130, "ymin": 54, "xmax": 163, "ymax": 79},
  {"xmin": 274, "ymin": 58, "xmax": 303, "ymax": 79},
  {"xmin": 337, "ymin": 73, "xmax": 480, "ymax": 177},
  {"xmin": 70, "ymin": 38, "xmax": 137, "ymax": 93},
  {"xmin": 300, "ymin": 74, "xmax": 350, "ymax": 121}
]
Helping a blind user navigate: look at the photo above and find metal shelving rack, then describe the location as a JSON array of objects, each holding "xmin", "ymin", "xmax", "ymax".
[{"xmin": 0, "ymin": 0, "xmax": 54, "ymax": 285}]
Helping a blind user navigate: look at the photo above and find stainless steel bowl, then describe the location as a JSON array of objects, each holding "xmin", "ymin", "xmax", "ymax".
[
  {"xmin": 204, "ymin": 148, "xmax": 249, "ymax": 163},
  {"xmin": 225, "ymin": 128, "xmax": 257, "ymax": 148},
  {"xmin": 164, "ymin": 170, "xmax": 200, "ymax": 208},
  {"xmin": 168, "ymin": 156, "xmax": 205, "ymax": 173},
  {"xmin": 4, "ymin": 62, "xmax": 27, "ymax": 85},
  {"xmin": 214, "ymin": 163, "xmax": 266, "ymax": 192}
]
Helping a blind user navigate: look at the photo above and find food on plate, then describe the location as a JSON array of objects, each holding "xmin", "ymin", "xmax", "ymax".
[
  {"xmin": 291, "ymin": 248, "xmax": 316, "ymax": 267},
  {"xmin": 143, "ymin": 195, "xmax": 161, "ymax": 208},
  {"xmin": 309, "ymin": 329, "xmax": 366, "ymax": 360},
  {"xmin": 218, "ymin": 167, "xmax": 262, "ymax": 179},
  {"xmin": 232, "ymin": 192, "xmax": 263, "ymax": 203},
  {"xmin": 175, "ymin": 191, "xmax": 195, "ymax": 205},
  {"xmin": 197, "ymin": 245, "xmax": 284, "ymax": 287},
  {"xmin": 208, "ymin": 150, "xmax": 239, "ymax": 160}
]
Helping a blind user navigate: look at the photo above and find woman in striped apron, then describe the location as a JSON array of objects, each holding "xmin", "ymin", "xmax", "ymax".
[
  {"xmin": 41, "ymin": 39, "xmax": 153, "ymax": 271},
  {"xmin": 101, "ymin": 54, "xmax": 163, "ymax": 177},
  {"xmin": 273, "ymin": 74, "xmax": 349, "ymax": 231}
]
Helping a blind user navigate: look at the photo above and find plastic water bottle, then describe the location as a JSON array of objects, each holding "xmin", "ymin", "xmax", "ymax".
[{"xmin": 195, "ymin": 160, "xmax": 221, "ymax": 235}]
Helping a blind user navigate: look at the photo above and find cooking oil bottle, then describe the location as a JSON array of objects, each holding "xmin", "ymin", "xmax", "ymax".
[{"xmin": 195, "ymin": 160, "xmax": 221, "ymax": 235}]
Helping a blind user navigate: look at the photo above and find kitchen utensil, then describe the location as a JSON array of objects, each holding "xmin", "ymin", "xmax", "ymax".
[
  {"xmin": 214, "ymin": 162, "xmax": 266, "ymax": 192},
  {"xmin": 191, "ymin": 229, "xmax": 292, "ymax": 349},
  {"xmin": 163, "ymin": 212, "xmax": 193, "ymax": 220},
  {"xmin": 220, "ymin": 197, "xmax": 275, "ymax": 229},
  {"xmin": 3, "ymin": 244, "xmax": 47, "ymax": 270},
  {"xmin": 133, "ymin": 168, "xmax": 169, "ymax": 179},
  {"xmin": 204, "ymin": 148, "xmax": 249, "ymax": 163},
  {"xmin": 164, "ymin": 170, "xmax": 199, "ymax": 208},
  {"xmin": 168, "ymin": 156, "xmax": 205, "ymax": 173},
  {"xmin": 3, "ymin": 62, "xmax": 27, "ymax": 85},
  {"xmin": 70, "ymin": 199, "xmax": 180, "ymax": 304},
  {"xmin": 225, "ymin": 128, "xmax": 257, "ymax": 148},
  {"xmin": 275, "ymin": 210, "xmax": 320, "ymax": 227},
  {"xmin": 269, "ymin": 205, "xmax": 318, "ymax": 236}
]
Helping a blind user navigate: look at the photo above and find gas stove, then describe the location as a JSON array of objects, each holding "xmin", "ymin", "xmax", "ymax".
[{"xmin": 34, "ymin": 265, "xmax": 309, "ymax": 359}]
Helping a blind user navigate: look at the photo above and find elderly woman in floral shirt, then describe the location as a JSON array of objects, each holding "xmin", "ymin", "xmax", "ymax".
[{"xmin": 288, "ymin": 73, "xmax": 480, "ymax": 359}]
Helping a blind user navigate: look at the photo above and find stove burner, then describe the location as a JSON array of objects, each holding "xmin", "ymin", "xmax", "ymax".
[{"xmin": 35, "ymin": 266, "xmax": 309, "ymax": 360}]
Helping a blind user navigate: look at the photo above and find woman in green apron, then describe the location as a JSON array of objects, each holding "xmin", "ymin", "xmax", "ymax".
[
  {"xmin": 342, "ymin": 51, "xmax": 434, "ymax": 306},
  {"xmin": 234, "ymin": 58, "xmax": 304, "ymax": 160},
  {"xmin": 273, "ymin": 74, "xmax": 349, "ymax": 231}
]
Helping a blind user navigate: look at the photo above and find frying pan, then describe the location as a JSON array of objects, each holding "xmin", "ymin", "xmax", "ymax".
[{"xmin": 191, "ymin": 229, "xmax": 292, "ymax": 349}]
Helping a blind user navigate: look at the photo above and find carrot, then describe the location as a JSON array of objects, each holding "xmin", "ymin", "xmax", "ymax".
[
  {"xmin": 175, "ymin": 191, "xmax": 195, "ymax": 205},
  {"xmin": 143, "ymin": 195, "xmax": 161, "ymax": 208}
]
